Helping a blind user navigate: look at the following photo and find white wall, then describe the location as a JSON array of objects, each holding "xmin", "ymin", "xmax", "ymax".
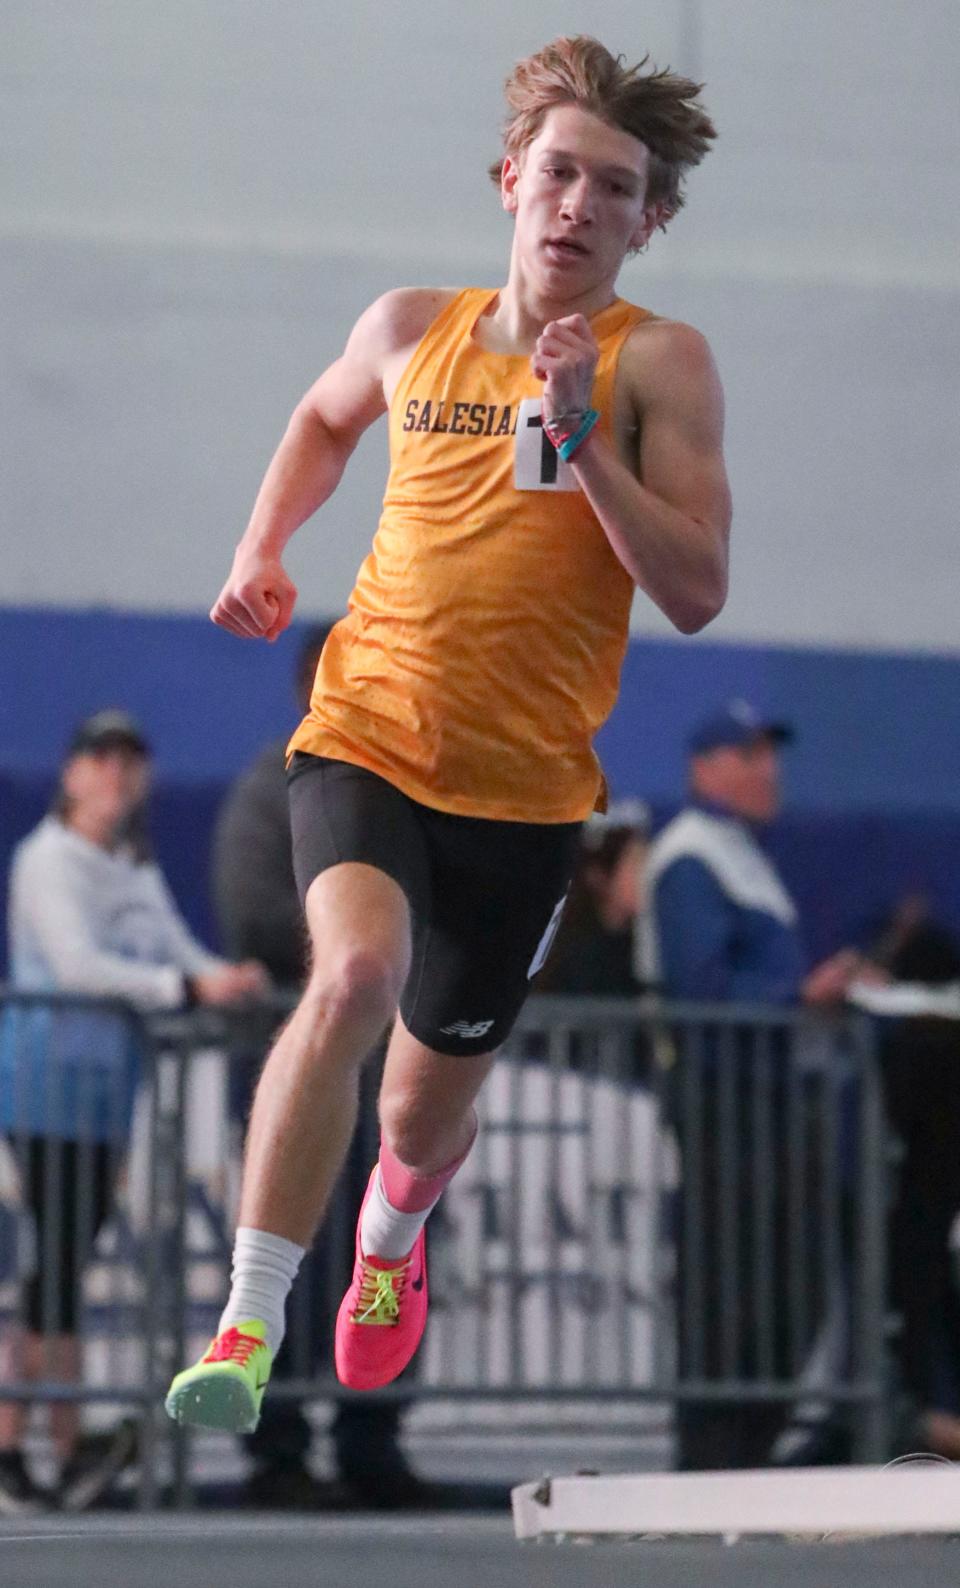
[{"xmin": 2, "ymin": 0, "xmax": 958, "ymax": 650}]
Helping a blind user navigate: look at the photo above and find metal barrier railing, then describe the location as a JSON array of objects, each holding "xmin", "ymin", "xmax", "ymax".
[{"xmin": 0, "ymin": 990, "xmax": 888, "ymax": 1504}]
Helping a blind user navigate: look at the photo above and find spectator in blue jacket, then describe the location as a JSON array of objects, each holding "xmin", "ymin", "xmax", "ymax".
[
  {"xmin": 645, "ymin": 698, "xmax": 867, "ymax": 1007},
  {"xmin": 643, "ymin": 699, "xmax": 872, "ymax": 1472},
  {"xmin": 0, "ymin": 711, "xmax": 266, "ymax": 1515}
]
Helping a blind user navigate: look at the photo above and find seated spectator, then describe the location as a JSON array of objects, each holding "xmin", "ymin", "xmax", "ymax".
[
  {"xmin": 0, "ymin": 710, "xmax": 267, "ymax": 1514},
  {"xmin": 537, "ymin": 800, "xmax": 651, "ymax": 1000},
  {"xmin": 532, "ymin": 801, "xmax": 652, "ymax": 1084}
]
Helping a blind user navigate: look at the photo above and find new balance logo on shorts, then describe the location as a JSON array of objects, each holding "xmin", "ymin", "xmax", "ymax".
[{"xmin": 439, "ymin": 1018, "xmax": 495, "ymax": 1040}]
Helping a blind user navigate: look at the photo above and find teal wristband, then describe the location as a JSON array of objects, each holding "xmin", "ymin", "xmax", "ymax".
[{"xmin": 557, "ymin": 409, "xmax": 600, "ymax": 462}]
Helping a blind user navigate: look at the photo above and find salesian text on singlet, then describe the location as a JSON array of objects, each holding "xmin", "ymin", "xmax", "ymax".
[{"xmin": 288, "ymin": 288, "xmax": 651, "ymax": 822}]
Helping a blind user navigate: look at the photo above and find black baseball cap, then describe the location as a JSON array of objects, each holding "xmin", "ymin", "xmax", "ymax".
[
  {"xmin": 687, "ymin": 698, "xmax": 793, "ymax": 755},
  {"xmin": 68, "ymin": 710, "xmax": 151, "ymax": 758}
]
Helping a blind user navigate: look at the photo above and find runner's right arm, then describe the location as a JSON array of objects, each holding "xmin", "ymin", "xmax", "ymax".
[{"xmin": 211, "ymin": 289, "xmax": 445, "ymax": 641}]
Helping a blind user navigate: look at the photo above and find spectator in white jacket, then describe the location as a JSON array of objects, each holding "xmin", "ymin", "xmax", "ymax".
[{"xmin": 0, "ymin": 710, "xmax": 267, "ymax": 1515}]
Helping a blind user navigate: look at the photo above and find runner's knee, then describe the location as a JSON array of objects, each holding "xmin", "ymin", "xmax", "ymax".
[
  {"xmin": 306, "ymin": 945, "xmax": 404, "ymax": 1032},
  {"xmin": 379, "ymin": 1092, "xmax": 475, "ymax": 1173}
]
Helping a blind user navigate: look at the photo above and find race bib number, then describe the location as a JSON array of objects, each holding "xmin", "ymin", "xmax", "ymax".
[{"xmin": 514, "ymin": 398, "xmax": 580, "ymax": 492}]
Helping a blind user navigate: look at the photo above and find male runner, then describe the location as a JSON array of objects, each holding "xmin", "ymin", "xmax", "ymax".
[{"xmin": 166, "ymin": 35, "xmax": 731, "ymax": 1434}]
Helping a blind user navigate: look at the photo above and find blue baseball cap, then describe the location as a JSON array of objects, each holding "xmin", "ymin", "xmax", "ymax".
[{"xmin": 687, "ymin": 698, "xmax": 794, "ymax": 756}]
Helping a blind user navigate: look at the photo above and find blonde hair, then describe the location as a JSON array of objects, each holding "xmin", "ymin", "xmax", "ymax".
[{"xmin": 489, "ymin": 35, "xmax": 716, "ymax": 226}]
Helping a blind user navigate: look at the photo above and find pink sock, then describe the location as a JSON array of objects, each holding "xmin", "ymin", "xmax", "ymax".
[
  {"xmin": 379, "ymin": 1118, "xmax": 477, "ymax": 1211},
  {"xmin": 358, "ymin": 1118, "xmax": 479, "ymax": 1261}
]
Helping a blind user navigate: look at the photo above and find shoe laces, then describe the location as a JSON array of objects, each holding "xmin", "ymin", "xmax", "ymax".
[
  {"xmin": 353, "ymin": 1258, "xmax": 410, "ymax": 1326},
  {"xmin": 203, "ymin": 1326, "xmax": 264, "ymax": 1366}
]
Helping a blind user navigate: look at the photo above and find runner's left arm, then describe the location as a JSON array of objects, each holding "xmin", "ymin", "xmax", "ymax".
[{"xmin": 535, "ymin": 315, "xmax": 731, "ymax": 633}]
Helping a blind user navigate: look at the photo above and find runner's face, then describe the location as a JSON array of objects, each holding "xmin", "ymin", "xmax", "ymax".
[{"xmin": 502, "ymin": 105, "xmax": 656, "ymax": 295}]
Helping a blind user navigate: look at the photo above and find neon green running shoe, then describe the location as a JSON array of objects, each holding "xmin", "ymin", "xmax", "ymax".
[{"xmin": 164, "ymin": 1320, "xmax": 272, "ymax": 1433}]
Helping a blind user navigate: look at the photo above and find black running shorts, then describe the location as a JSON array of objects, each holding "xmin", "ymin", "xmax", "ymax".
[{"xmin": 288, "ymin": 753, "xmax": 580, "ymax": 1056}]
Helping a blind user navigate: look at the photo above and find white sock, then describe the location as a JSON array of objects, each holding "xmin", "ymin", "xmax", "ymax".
[
  {"xmin": 218, "ymin": 1226, "xmax": 305, "ymax": 1357},
  {"xmin": 359, "ymin": 1167, "xmax": 438, "ymax": 1261}
]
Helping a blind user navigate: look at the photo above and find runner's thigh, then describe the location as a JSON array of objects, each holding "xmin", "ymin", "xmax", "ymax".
[
  {"xmin": 400, "ymin": 812, "xmax": 580, "ymax": 1056},
  {"xmin": 288, "ymin": 753, "xmax": 432, "ymax": 924}
]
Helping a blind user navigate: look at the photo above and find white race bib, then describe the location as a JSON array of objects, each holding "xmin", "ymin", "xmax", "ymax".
[{"xmin": 514, "ymin": 398, "xmax": 581, "ymax": 492}]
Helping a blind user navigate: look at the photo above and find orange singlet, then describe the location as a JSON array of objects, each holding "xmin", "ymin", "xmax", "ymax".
[{"xmin": 288, "ymin": 288, "xmax": 650, "ymax": 822}]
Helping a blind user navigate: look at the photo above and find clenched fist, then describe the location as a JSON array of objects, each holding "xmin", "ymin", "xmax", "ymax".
[
  {"xmin": 210, "ymin": 548, "xmax": 298, "ymax": 642},
  {"xmin": 531, "ymin": 314, "xmax": 599, "ymax": 421}
]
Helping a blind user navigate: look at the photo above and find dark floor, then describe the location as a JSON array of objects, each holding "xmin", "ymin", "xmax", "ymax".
[{"xmin": 1, "ymin": 1516, "xmax": 959, "ymax": 1588}]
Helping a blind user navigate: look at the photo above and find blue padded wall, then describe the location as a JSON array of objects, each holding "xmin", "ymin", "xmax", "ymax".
[{"xmin": 2, "ymin": 606, "xmax": 959, "ymax": 974}]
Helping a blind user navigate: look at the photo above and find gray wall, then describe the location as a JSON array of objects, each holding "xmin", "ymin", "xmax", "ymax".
[{"xmin": 3, "ymin": 0, "xmax": 958, "ymax": 649}]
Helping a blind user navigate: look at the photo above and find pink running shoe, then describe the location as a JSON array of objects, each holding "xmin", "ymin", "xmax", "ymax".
[{"xmin": 334, "ymin": 1169, "xmax": 428, "ymax": 1390}]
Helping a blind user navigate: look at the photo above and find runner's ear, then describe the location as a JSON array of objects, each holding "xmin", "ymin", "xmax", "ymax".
[{"xmin": 501, "ymin": 154, "xmax": 521, "ymax": 214}]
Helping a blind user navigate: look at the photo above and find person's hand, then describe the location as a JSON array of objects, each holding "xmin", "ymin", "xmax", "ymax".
[
  {"xmin": 802, "ymin": 948, "xmax": 887, "ymax": 1006},
  {"xmin": 210, "ymin": 547, "xmax": 297, "ymax": 642},
  {"xmin": 532, "ymin": 314, "xmax": 599, "ymax": 421},
  {"xmin": 192, "ymin": 962, "xmax": 271, "ymax": 1006}
]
